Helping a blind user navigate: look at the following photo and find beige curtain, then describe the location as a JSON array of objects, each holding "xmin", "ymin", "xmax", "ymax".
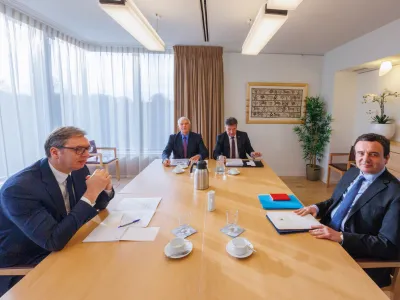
[{"xmin": 173, "ymin": 46, "xmax": 224, "ymax": 158}]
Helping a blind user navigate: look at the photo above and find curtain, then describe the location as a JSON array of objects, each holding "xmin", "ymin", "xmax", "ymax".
[
  {"xmin": 173, "ymin": 46, "xmax": 224, "ymax": 158},
  {"xmin": 0, "ymin": 4, "xmax": 174, "ymax": 181}
]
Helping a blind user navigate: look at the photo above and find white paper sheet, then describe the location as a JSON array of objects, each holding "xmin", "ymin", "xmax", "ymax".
[
  {"xmin": 83, "ymin": 224, "xmax": 126, "ymax": 242},
  {"xmin": 120, "ymin": 227, "xmax": 160, "ymax": 241},
  {"xmin": 115, "ymin": 197, "xmax": 161, "ymax": 212},
  {"xmin": 100, "ymin": 212, "xmax": 124, "ymax": 227},
  {"xmin": 246, "ymin": 161, "xmax": 256, "ymax": 167},
  {"xmin": 170, "ymin": 159, "xmax": 190, "ymax": 166},
  {"xmin": 266, "ymin": 211, "xmax": 320, "ymax": 230},
  {"xmin": 226, "ymin": 159, "xmax": 243, "ymax": 167},
  {"xmin": 120, "ymin": 210, "xmax": 156, "ymax": 228}
]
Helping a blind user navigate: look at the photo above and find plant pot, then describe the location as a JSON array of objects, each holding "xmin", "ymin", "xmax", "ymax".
[
  {"xmin": 306, "ymin": 164, "xmax": 321, "ymax": 181},
  {"xmin": 370, "ymin": 123, "xmax": 396, "ymax": 139}
]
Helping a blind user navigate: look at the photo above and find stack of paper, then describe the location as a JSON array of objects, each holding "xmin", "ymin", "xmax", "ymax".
[
  {"xmin": 226, "ymin": 159, "xmax": 243, "ymax": 167},
  {"xmin": 266, "ymin": 211, "xmax": 320, "ymax": 234},
  {"xmin": 170, "ymin": 159, "xmax": 190, "ymax": 166}
]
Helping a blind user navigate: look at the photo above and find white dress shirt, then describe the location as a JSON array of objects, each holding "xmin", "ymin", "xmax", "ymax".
[
  {"xmin": 48, "ymin": 162, "xmax": 95, "ymax": 213},
  {"xmin": 229, "ymin": 135, "xmax": 239, "ymax": 159}
]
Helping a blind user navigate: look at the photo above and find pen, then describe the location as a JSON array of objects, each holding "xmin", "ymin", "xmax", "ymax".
[{"xmin": 118, "ymin": 219, "xmax": 141, "ymax": 228}]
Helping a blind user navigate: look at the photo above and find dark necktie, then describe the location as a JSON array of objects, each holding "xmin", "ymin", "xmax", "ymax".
[
  {"xmin": 66, "ymin": 175, "xmax": 76, "ymax": 213},
  {"xmin": 231, "ymin": 136, "xmax": 236, "ymax": 158},
  {"xmin": 329, "ymin": 175, "xmax": 365, "ymax": 231},
  {"xmin": 183, "ymin": 136, "xmax": 188, "ymax": 158}
]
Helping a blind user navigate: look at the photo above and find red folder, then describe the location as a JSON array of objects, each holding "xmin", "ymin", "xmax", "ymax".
[{"xmin": 270, "ymin": 194, "xmax": 290, "ymax": 201}]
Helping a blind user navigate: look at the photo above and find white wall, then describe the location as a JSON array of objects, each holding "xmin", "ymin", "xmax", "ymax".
[
  {"xmin": 355, "ymin": 65, "xmax": 400, "ymax": 142},
  {"xmin": 223, "ymin": 53, "xmax": 323, "ymax": 176},
  {"xmin": 320, "ymin": 18, "xmax": 400, "ymax": 182}
]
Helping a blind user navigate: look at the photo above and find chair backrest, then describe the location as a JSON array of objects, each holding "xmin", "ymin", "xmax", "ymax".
[
  {"xmin": 89, "ymin": 140, "xmax": 97, "ymax": 153},
  {"xmin": 349, "ymin": 146, "xmax": 355, "ymax": 162}
]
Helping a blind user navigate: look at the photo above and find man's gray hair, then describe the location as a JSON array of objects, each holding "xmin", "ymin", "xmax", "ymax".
[
  {"xmin": 177, "ymin": 116, "xmax": 191, "ymax": 125},
  {"xmin": 44, "ymin": 126, "xmax": 86, "ymax": 158}
]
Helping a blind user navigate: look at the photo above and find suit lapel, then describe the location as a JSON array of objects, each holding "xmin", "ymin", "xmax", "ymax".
[
  {"xmin": 346, "ymin": 171, "xmax": 389, "ymax": 221},
  {"xmin": 236, "ymin": 131, "xmax": 242, "ymax": 158},
  {"xmin": 176, "ymin": 132, "xmax": 184, "ymax": 158},
  {"xmin": 40, "ymin": 159, "xmax": 67, "ymax": 217},
  {"xmin": 223, "ymin": 132, "xmax": 230, "ymax": 157},
  {"xmin": 187, "ymin": 132, "xmax": 193, "ymax": 157}
]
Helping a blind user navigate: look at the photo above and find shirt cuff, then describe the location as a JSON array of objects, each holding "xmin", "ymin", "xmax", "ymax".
[
  {"xmin": 311, "ymin": 204, "xmax": 319, "ymax": 214},
  {"xmin": 81, "ymin": 197, "xmax": 95, "ymax": 207},
  {"xmin": 104, "ymin": 189, "xmax": 113, "ymax": 196}
]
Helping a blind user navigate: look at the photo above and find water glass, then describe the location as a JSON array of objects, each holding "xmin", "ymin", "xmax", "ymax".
[
  {"xmin": 226, "ymin": 209, "xmax": 239, "ymax": 226},
  {"xmin": 216, "ymin": 156, "xmax": 225, "ymax": 174}
]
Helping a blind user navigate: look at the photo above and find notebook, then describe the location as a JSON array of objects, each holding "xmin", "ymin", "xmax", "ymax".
[
  {"xmin": 258, "ymin": 194, "xmax": 303, "ymax": 210},
  {"xmin": 170, "ymin": 159, "xmax": 190, "ymax": 166},
  {"xmin": 270, "ymin": 193, "xmax": 290, "ymax": 201},
  {"xmin": 266, "ymin": 211, "xmax": 320, "ymax": 234}
]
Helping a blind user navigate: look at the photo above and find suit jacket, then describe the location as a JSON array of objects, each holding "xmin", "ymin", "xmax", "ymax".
[
  {"xmin": 0, "ymin": 159, "xmax": 114, "ymax": 295},
  {"xmin": 316, "ymin": 167, "xmax": 400, "ymax": 287},
  {"xmin": 213, "ymin": 131, "xmax": 255, "ymax": 159},
  {"xmin": 161, "ymin": 132, "xmax": 209, "ymax": 160}
]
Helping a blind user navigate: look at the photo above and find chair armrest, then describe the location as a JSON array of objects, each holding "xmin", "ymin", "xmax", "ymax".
[
  {"xmin": 356, "ymin": 259, "xmax": 400, "ymax": 269},
  {"xmin": 96, "ymin": 147, "xmax": 117, "ymax": 158},
  {"xmin": 89, "ymin": 153, "xmax": 103, "ymax": 164},
  {"xmin": 0, "ymin": 267, "xmax": 33, "ymax": 276}
]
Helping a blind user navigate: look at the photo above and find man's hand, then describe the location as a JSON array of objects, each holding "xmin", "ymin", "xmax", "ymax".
[
  {"xmin": 250, "ymin": 151, "xmax": 262, "ymax": 158},
  {"xmin": 163, "ymin": 159, "xmax": 171, "ymax": 167},
  {"xmin": 309, "ymin": 224, "xmax": 342, "ymax": 243},
  {"xmin": 294, "ymin": 206, "xmax": 318, "ymax": 217},
  {"xmin": 190, "ymin": 155, "xmax": 201, "ymax": 162},
  {"xmin": 83, "ymin": 169, "xmax": 111, "ymax": 203}
]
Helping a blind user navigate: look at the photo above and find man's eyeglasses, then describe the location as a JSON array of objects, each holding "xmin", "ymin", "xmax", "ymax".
[{"xmin": 58, "ymin": 146, "xmax": 93, "ymax": 155}]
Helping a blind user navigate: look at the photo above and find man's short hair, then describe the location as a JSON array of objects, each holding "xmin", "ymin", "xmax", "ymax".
[
  {"xmin": 44, "ymin": 126, "xmax": 86, "ymax": 158},
  {"xmin": 177, "ymin": 116, "xmax": 191, "ymax": 125},
  {"xmin": 354, "ymin": 133, "xmax": 390, "ymax": 157},
  {"xmin": 225, "ymin": 117, "xmax": 238, "ymax": 126}
]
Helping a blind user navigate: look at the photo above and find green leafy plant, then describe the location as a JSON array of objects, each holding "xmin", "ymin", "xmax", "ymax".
[
  {"xmin": 362, "ymin": 90, "xmax": 399, "ymax": 124},
  {"xmin": 293, "ymin": 96, "xmax": 332, "ymax": 168}
]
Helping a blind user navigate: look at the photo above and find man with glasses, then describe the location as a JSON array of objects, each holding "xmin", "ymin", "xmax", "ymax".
[
  {"xmin": 213, "ymin": 117, "xmax": 261, "ymax": 160},
  {"xmin": 0, "ymin": 126, "xmax": 114, "ymax": 296},
  {"xmin": 295, "ymin": 133, "xmax": 400, "ymax": 288}
]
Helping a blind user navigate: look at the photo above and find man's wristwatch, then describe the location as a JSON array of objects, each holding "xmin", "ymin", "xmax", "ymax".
[{"xmin": 340, "ymin": 232, "xmax": 344, "ymax": 243}]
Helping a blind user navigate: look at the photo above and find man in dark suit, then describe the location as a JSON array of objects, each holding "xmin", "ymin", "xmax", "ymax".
[
  {"xmin": 213, "ymin": 117, "xmax": 261, "ymax": 160},
  {"xmin": 295, "ymin": 133, "xmax": 400, "ymax": 288},
  {"xmin": 162, "ymin": 117, "xmax": 209, "ymax": 166},
  {"xmin": 0, "ymin": 126, "xmax": 114, "ymax": 296}
]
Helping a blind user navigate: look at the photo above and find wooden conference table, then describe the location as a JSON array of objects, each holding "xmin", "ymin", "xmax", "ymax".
[{"xmin": 2, "ymin": 160, "xmax": 387, "ymax": 300}]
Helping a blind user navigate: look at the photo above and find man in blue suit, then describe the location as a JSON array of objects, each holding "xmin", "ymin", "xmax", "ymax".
[
  {"xmin": 162, "ymin": 117, "xmax": 209, "ymax": 166},
  {"xmin": 296, "ymin": 133, "xmax": 400, "ymax": 287},
  {"xmin": 0, "ymin": 126, "xmax": 114, "ymax": 296}
]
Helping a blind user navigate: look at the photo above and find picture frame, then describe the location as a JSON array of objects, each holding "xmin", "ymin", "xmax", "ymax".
[{"xmin": 246, "ymin": 82, "xmax": 308, "ymax": 124}]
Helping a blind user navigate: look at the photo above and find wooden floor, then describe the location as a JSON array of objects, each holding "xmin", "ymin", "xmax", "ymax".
[{"xmin": 280, "ymin": 176, "xmax": 336, "ymax": 207}]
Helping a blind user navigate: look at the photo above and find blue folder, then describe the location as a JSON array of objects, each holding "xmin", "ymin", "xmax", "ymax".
[{"xmin": 258, "ymin": 194, "xmax": 303, "ymax": 210}]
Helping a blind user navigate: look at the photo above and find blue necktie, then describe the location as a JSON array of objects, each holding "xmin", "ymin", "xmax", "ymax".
[{"xmin": 329, "ymin": 175, "xmax": 365, "ymax": 231}]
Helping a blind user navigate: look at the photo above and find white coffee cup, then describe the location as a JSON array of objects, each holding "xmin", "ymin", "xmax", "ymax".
[
  {"xmin": 169, "ymin": 237, "xmax": 185, "ymax": 254},
  {"xmin": 231, "ymin": 237, "xmax": 248, "ymax": 255}
]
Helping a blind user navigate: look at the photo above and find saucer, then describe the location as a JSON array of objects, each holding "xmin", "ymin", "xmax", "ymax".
[
  {"xmin": 177, "ymin": 164, "xmax": 189, "ymax": 169},
  {"xmin": 228, "ymin": 170, "xmax": 240, "ymax": 176},
  {"xmin": 226, "ymin": 239, "xmax": 253, "ymax": 258},
  {"xmin": 172, "ymin": 168, "xmax": 185, "ymax": 174},
  {"xmin": 164, "ymin": 239, "xmax": 193, "ymax": 259}
]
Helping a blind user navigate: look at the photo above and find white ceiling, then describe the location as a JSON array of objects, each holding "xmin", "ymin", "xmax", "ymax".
[{"xmin": 5, "ymin": 0, "xmax": 400, "ymax": 55}]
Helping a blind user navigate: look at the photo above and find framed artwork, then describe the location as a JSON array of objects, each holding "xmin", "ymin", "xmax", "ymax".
[{"xmin": 246, "ymin": 82, "xmax": 308, "ymax": 124}]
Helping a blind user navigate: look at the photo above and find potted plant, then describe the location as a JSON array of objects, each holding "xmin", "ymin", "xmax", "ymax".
[
  {"xmin": 362, "ymin": 90, "xmax": 399, "ymax": 139},
  {"xmin": 293, "ymin": 96, "xmax": 332, "ymax": 181}
]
